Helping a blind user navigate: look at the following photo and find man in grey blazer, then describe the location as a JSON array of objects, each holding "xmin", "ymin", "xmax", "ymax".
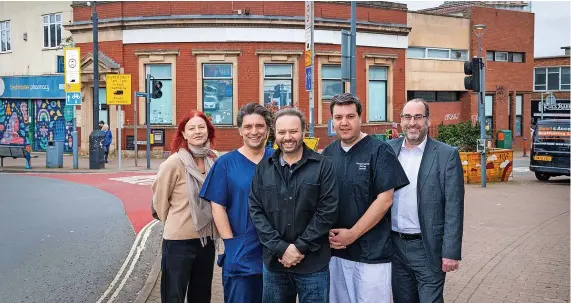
[{"xmin": 387, "ymin": 98, "xmax": 465, "ymax": 303}]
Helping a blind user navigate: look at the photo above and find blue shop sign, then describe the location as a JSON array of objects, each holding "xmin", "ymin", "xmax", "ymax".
[{"xmin": 0, "ymin": 75, "xmax": 65, "ymax": 99}]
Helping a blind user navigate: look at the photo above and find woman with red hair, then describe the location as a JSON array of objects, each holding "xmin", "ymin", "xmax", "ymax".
[{"xmin": 152, "ymin": 110, "xmax": 220, "ymax": 303}]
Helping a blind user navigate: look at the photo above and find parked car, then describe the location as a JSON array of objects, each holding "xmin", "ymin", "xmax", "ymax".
[
  {"xmin": 203, "ymin": 95, "xmax": 219, "ymax": 111},
  {"xmin": 529, "ymin": 119, "xmax": 570, "ymax": 181}
]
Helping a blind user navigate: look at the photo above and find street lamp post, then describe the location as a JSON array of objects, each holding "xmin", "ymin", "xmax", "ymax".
[
  {"xmin": 473, "ymin": 24, "xmax": 487, "ymax": 188},
  {"xmin": 88, "ymin": 1, "xmax": 104, "ymax": 169}
]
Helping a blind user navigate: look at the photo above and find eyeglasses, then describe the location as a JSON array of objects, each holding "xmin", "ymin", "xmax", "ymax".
[{"xmin": 401, "ymin": 114, "xmax": 427, "ymax": 121}]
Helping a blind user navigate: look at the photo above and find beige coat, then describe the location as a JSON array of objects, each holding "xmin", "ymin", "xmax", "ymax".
[{"xmin": 152, "ymin": 154, "xmax": 200, "ymax": 240}]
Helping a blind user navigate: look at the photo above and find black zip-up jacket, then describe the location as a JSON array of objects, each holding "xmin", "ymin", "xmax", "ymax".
[{"xmin": 248, "ymin": 145, "xmax": 339, "ymax": 274}]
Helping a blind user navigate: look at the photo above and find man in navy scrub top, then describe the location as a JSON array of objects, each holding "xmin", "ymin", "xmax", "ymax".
[
  {"xmin": 322, "ymin": 93, "xmax": 409, "ymax": 303},
  {"xmin": 200, "ymin": 103, "xmax": 275, "ymax": 303}
]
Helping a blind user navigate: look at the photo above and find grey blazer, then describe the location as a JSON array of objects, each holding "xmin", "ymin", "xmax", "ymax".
[{"xmin": 387, "ymin": 137, "xmax": 465, "ymax": 272}]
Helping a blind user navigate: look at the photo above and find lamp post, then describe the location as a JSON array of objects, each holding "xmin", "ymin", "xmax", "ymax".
[
  {"xmin": 88, "ymin": 1, "xmax": 104, "ymax": 169},
  {"xmin": 473, "ymin": 23, "xmax": 487, "ymax": 188}
]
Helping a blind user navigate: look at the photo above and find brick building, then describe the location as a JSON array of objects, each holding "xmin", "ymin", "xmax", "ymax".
[
  {"xmin": 419, "ymin": 2, "xmax": 535, "ymax": 149},
  {"xmin": 65, "ymin": 1, "xmax": 410, "ymax": 154},
  {"xmin": 532, "ymin": 46, "xmax": 570, "ymax": 123}
]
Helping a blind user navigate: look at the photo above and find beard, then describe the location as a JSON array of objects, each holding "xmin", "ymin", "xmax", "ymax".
[
  {"xmin": 405, "ymin": 125, "xmax": 428, "ymax": 145},
  {"xmin": 277, "ymin": 138, "xmax": 303, "ymax": 154}
]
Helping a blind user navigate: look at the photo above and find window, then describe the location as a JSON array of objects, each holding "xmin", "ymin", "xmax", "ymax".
[
  {"xmin": 147, "ymin": 64, "xmax": 173, "ymax": 124},
  {"xmin": 57, "ymin": 55, "xmax": 64, "ymax": 73},
  {"xmin": 368, "ymin": 66, "xmax": 387, "ymax": 122},
  {"xmin": 202, "ymin": 63, "xmax": 233, "ymax": 125},
  {"xmin": 535, "ymin": 67, "xmax": 570, "ymax": 91},
  {"xmin": 263, "ymin": 64, "xmax": 293, "ymax": 110},
  {"xmin": 407, "ymin": 47, "xmax": 468, "ymax": 61},
  {"xmin": 485, "ymin": 95, "xmax": 493, "ymax": 131},
  {"xmin": 0, "ymin": 20, "xmax": 10, "ymax": 52},
  {"xmin": 516, "ymin": 95, "xmax": 523, "ymax": 136},
  {"xmin": 407, "ymin": 91, "xmax": 460, "ymax": 102},
  {"xmin": 322, "ymin": 65, "xmax": 344, "ymax": 100},
  {"xmin": 43, "ymin": 13, "xmax": 62, "ymax": 48},
  {"xmin": 487, "ymin": 51, "xmax": 525, "ymax": 63},
  {"xmin": 494, "ymin": 52, "xmax": 508, "ymax": 62}
]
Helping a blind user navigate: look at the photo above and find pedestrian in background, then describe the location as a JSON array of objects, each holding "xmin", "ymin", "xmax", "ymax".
[
  {"xmin": 200, "ymin": 103, "xmax": 274, "ymax": 303},
  {"xmin": 152, "ymin": 110, "xmax": 220, "ymax": 303},
  {"xmin": 322, "ymin": 93, "xmax": 409, "ymax": 303},
  {"xmin": 102, "ymin": 124, "xmax": 112, "ymax": 163},
  {"xmin": 249, "ymin": 108, "xmax": 339, "ymax": 303},
  {"xmin": 387, "ymin": 98, "xmax": 465, "ymax": 303}
]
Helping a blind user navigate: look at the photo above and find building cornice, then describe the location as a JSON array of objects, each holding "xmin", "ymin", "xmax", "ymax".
[
  {"xmin": 255, "ymin": 50, "xmax": 303, "ymax": 56},
  {"xmin": 134, "ymin": 50, "xmax": 180, "ymax": 57},
  {"xmin": 192, "ymin": 50, "xmax": 242, "ymax": 56},
  {"xmin": 65, "ymin": 15, "xmax": 411, "ymax": 36}
]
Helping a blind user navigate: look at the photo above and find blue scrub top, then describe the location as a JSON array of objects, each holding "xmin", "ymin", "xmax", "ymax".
[{"xmin": 200, "ymin": 148, "xmax": 274, "ymax": 277}]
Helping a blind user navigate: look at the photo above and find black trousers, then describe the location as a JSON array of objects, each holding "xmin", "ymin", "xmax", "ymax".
[{"xmin": 161, "ymin": 238, "xmax": 215, "ymax": 303}]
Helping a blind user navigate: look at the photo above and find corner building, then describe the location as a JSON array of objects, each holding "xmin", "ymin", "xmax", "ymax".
[{"xmin": 66, "ymin": 1, "xmax": 410, "ymax": 154}]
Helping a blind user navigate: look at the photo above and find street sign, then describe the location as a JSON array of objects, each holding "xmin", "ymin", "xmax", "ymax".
[
  {"xmin": 136, "ymin": 91, "xmax": 147, "ymax": 98},
  {"xmin": 106, "ymin": 74, "xmax": 132, "ymax": 105},
  {"xmin": 546, "ymin": 93, "xmax": 557, "ymax": 106},
  {"xmin": 66, "ymin": 92, "xmax": 82, "ymax": 105},
  {"xmin": 305, "ymin": 1, "xmax": 312, "ymax": 51},
  {"xmin": 305, "ymin": 67, "xmax": 312, "ymax": 91},
  {"xmin": 64, "ymin": 47, "xmax": 81, "ymax": 93},
  {"xmin": 327, "ymin": 119, "xmax": 336, "ymax": 136},
  {"xmin": 305, "ymin": 51, "xmax": 311, "ymax": 67}
]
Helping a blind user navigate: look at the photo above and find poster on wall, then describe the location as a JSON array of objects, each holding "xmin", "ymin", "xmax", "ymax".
[
  {"xmin": 33, "ymin": 99, "xmax": 74, "ymax": 153},
  {"xmin": 0, "ymin": 100, "xmax": 31, "ymax": 148}
]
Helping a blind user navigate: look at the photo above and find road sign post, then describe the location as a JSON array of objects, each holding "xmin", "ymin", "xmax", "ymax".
[
  {"xmin": 106, "ymin": 74, "xmax": 132, "ymax": 171},
  {"xmin": 64, "ymin": 47, "xmax": 82, "ymax": 169},
  {"xmin": 305, "ymin": 1, "xmax": 315, "ymax": 137}
]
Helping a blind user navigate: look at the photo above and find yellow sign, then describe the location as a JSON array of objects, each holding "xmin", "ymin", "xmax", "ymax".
[
  {"xmin": 64, "ymin": 47, "xmax": 81, "ymax": 93},
  {"xmin": 273, "ymin": 137, "xmax": 320, "ymax": 151},
  {"xmin": 305, "ymin": 51, "xmax": 312, "ymax": 67},
  {"xmin": 106, "ymin": 74, "xmax": 132, "ymax": 105}
]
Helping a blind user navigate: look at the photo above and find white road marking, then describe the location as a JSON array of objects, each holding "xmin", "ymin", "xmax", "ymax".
[
  {"xmin": 109, "ymin": 175, "xmax": 157, "ymax": 186},
  {"xmin": 95, "ymin": 219, "xmax": 158, "ymax": 303},
  {"xmin": 107, "ymin": 219, "xmax": 159, "ymax": 303}
]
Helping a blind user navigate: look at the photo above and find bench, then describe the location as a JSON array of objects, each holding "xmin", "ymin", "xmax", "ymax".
[{"xmin": 0, "ymin": 144, "xmax": 32, "ymax": 169}]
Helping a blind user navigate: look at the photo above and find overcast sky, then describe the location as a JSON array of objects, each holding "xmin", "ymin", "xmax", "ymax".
[{"xmin": 395, "ymin": 1, "xmax": 571, "ymax": 57}]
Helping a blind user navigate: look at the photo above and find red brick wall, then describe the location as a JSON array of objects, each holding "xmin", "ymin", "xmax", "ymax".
[
  {"xmin": 72, "ymin": 1, "xmax": 406, "ymax": 24},
  {"xmin": 428, "ymin": 102, "xmax": 464, "ymax": 126},
  {"xmin": 470, "ymin": 6, "xmax": 534, "ymax": 93},
  {"xmin": 532, "ymin": 56, "xmax": 571, "ymax": 101}
]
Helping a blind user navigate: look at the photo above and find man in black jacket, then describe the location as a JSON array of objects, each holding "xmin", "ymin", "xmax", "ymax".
[{"xmin": 249, "ymin": 107, "xmax": 339, "ymax": 303}]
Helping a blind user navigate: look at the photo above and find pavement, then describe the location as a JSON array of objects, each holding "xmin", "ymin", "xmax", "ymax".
[{"xmin": 3, "ymin": 153, "xmax": 569, "ymax": 303}]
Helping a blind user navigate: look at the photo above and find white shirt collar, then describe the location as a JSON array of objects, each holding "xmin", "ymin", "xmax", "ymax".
[{"xmin": 401, "ymin": 136, "xmax": 428, "ymax": 152}]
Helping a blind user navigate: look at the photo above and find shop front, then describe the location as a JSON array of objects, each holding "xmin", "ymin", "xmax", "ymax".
[{"xmin": 0, "ymin": 75, "xmax": 75, "ymax": 153}]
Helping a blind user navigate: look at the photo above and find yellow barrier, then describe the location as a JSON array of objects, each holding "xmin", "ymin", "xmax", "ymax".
[{"xmin": 460, "ymin": 149, "xmax": 513, "ymax": 183}]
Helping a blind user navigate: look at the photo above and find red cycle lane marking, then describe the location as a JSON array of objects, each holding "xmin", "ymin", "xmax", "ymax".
[{"xmin": 25, "ymin": 173, "xmax": 155, "ymax": 234}]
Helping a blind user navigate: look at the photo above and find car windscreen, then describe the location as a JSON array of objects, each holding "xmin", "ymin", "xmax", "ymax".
[{"xmin": 534, "ymin": 121, "xmax": 571, "ymax": 154}]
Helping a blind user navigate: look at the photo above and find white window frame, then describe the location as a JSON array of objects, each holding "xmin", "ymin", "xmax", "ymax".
[
  {"xmin": 494, "ymin": 51, "xmax": 508, "ymax": 62},
  {"xmin": 534, "ymin": 66, "xmax": 571, "ymax": 92},
  {"xmin": 407, "ymin": 47, "xmax": 468, "ymax": 61},
  {"xmin": 263, "ymin": 63, "xmax": 294, "ymax": 108},
  {"xmin": 0, "ymin": 20, "xmax": 10, "ymax": 53},
  {"xmin": 426, "ymin": 48, "xmax": 451, "ymax": 60},
  {"xmin": 43, "ymin": 13, "xmax": 62, "ymax": 49}
]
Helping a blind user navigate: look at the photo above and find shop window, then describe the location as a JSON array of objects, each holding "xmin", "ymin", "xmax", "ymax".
[
  {"xmin": 202, "ymin": 63, "xmax": 233, "ymax": 125},
  {"xmin": 263, "ymin": 64, "xmax": 293, "ymax": 109},
  {"xmin": 368, "ymin": 66, "xmax": 387, "ymax": 122},
  {"xmin": 321, "ymin": 65, "xmax": 344, "ymax": 100},
  {"xmin": 147, "ymin": 64, "xmax": 173, "ymax": 124}
]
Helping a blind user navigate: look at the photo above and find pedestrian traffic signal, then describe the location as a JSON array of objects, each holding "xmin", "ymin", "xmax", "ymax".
[
  {"xmin": 151, "ymin": 80, "xmax": 163, "ymax": 99},
  {"xmin": 464, "ymin": 57, "xmax": 482, "ymax": 92}
]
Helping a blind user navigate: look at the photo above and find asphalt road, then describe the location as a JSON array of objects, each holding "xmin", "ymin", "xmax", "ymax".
[{"xmin": 0, "ymin": 174, "xmax": 135, "ymax": 303}]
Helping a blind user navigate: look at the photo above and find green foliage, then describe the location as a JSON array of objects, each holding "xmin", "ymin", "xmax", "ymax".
[{"xmin": 436, "ymin": 121, "xmax": 490, "ymax": 152}]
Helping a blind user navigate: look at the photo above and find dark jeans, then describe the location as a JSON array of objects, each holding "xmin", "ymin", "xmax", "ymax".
[
  {"xmin": 104, "ymin": 145, "xmax": 110, "ymax": 162},
  {"xmin": 391, "ymin": 234, "xmax": 446, "ymax": 303},
  {"xmin": 161, "ymin": 238, "xmax": 215, "ymax": 303},
  {"xmin": 262, "ymin": 265, "xmax": 330, "ymax": 303},
  {"xmin": 222, "ymin": 274, "xmax": 263, "ymax": 303}
]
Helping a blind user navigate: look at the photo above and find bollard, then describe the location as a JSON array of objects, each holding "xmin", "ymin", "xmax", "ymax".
[
  {"xmin": 522, "ymin": 138, "xmax": 528, "ymax": 157},
  {"xmin": 72, "ymin": 130, "xmax": 79, "ymax": 169}
]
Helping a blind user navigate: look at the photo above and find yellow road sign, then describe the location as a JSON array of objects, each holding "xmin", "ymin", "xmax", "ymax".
[
  {"xmin": 64, "ymin": 47, "xmax": 81, "ymax": 93},
  {"xmin": 305, "ymin": 51, "xmax": 312, "ymax": 67},
  {"xmin": 106, "ymin": 74, "xmax": 132, "ymax": 105}
]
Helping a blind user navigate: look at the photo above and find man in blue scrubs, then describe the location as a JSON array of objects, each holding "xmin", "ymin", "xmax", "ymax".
[{"xmin": 200, "ymin": 103, "xmax": 274, "ymax": 303}]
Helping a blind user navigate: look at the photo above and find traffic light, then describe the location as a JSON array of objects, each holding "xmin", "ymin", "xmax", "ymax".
[
  {"xmin": 464, "ymin": 57, "xmax": 482, "ymax": 92},
  {"xmin": 151, "ymin": 80, "xmax": 163, "ymax": 99}
]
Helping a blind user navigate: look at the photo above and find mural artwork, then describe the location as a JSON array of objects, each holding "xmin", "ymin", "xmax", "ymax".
[
  {"xmin": 33, "ymin": 100, "xmax": 74, "ymax": 153},
  {"xmin": 0, "ymin": 99, "xmax": 32, "ymax": 168}
]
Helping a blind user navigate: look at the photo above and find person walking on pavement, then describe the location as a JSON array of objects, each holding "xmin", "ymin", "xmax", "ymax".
[
  {"xmin": 321, "ymin": 93, "xmax": 409, "ymax": 303},
  {"xmin": 152, "ymin": 110, "xmax": 220, "ymax": 303},
  {"xmin": 387, "ymin": 98, "xmax": 465, "ymax": 303},
  {"xmin": 249, "ymin": 108, "xmax": 339, "ymax": 303},
  {"xmin": 102, "ymin": 124, "xmax": 112, "ymax": 163},
  {"xmin": 200, "ymin": 103, "xmax": 275, "ymax": 303}
]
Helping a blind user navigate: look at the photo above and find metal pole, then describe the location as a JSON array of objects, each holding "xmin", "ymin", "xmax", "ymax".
[
  {"xmin": 92, "ymin": 5, "xmax": 99, "ymax": 131},
  {"xmin": 477, "ymin": 33, "xmax": 487, "ymax": 188},
  {"xmin": 309, "ymin": 1, "xmax": 315, "ymax": 137},
  {"xmin": 134, "ymin": 90, "xmax": 138, "ymax": 167},
  {"xmin": 118, "ymin": 105, "xmax": 122, "ymax": 171},
  {"xmin": 72, "ymin": 111, "xmax": 78, "ymax": 169},
  {"xmin": 540, "ymin": 93, "xmax": 544, "ymax": 120},
  {"xmin": 350, "ymin": 1, "xmax": 357, "ymax": 95},
  {"xmin": 146, "ymin": 74, "xmax": 151, "ymax": 170}
]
